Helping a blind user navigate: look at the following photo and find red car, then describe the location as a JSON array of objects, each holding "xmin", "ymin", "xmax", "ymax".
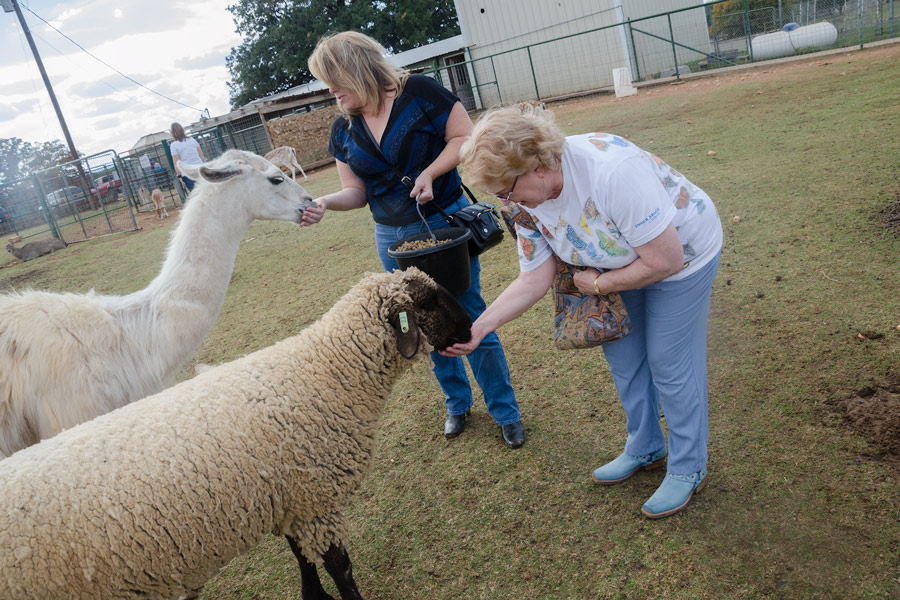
[{"xmin": 92, "ymin": 174, "xmax": 122, "ymax": 199}]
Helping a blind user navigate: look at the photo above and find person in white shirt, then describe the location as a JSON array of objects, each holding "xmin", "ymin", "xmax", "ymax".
[
  {"xmin": 444, "ymin": 103, "xmax": 723, "ymax": 519},
  {"xmin": 170, "ymin": 122, "xmax": 206, "ymax": 193}
]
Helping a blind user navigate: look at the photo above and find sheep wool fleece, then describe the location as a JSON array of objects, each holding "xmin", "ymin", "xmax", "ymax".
[{"xmin": 0, "ymin": 269, "xmax": 452, "ymax": 600}]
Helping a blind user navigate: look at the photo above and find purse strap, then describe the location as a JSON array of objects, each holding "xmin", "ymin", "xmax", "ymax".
[
  {"xmin": 357, "ymin": 117, "xmax": 475, "ymax": 225},
  {"xmin": 504, "ymin": 204, "xmax": 579, "ymax": 276}
]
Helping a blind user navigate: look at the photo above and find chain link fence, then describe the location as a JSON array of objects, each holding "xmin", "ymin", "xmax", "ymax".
[
  {"xmin": 1, "ymin": 149, "xmax": 142, "ymax": 252},
  {"xmin": 426, "ymin": 0, "xmax": 896, "ymax": 107},
  {"xmin": 1, "ymin": 110, "xmax": 277, "ymax": 261}
]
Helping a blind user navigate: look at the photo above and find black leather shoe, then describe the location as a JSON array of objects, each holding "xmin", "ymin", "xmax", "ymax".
[
  {"xmin": 500, "ymin": 421, "xmax": 525, "ymax": 448},
  {"xmin": 444, "ymin": 412, "xmax": 468, "ymax": 438}
]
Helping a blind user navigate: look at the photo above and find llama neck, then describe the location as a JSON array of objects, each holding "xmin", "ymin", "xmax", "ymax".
[{"xmin": 142, "ymin": 195, "xmax": 252, "ymax": 358}]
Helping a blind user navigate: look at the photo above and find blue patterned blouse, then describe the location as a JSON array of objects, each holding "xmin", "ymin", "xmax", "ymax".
[{"xmin": 328, "ymin": 74, "xmax": 464, "ymax": 226}]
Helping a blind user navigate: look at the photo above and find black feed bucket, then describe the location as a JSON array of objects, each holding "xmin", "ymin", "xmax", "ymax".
[{"xmin": 388, "ymin": 226, "xmax": 473, "ymax": 296}]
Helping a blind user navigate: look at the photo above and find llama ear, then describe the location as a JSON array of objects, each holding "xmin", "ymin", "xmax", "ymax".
[
  {"xmin": 392, "ymin": 311, "xmax": 421, "ymax": 359},
  {"xmin": 198, "ymin": 164, "xmax": 241, "ymax": 183}
]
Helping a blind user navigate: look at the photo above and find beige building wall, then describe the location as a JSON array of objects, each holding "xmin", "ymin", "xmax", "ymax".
[
  {"xmin": 622, "ymin": 0, "xmax": 711, "ymax": 79},
  {"xmin": 453, "ymin": 0, "xmax": 710, "ymax": 105}
]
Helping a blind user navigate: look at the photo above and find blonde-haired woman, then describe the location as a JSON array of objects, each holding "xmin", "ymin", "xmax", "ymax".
[
  {"xmin": 169, "ymin": 122, "xmax": 205, "ymax": 192},
  {"xmin": 303, "ymin": 31, "xmax": 525, "ymax": 448},
  {"xmin": 444, "ymin": 103, "xmax": 723, "ymax": 519}
]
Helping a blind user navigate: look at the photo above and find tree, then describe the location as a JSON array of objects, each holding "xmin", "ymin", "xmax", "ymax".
[
  {"xmin": 0, "ymin": 138, "xmax": 30, "ymax": 185},
  {"xmin": 0, "ymin": 137, "xmax": 72, "ymax": 185},
  {"xmin": 225, "ymin": 0, "xmax": 461, "ymax": 109},
  {"xmin": 368, "ymin": 0, "xmax": 464, "ymax": 52},
  {"xmin": 710, "ymin": 0, "xmax": 803, "ymax": 33}
]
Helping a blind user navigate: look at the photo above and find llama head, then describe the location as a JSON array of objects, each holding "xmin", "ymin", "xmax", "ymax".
[{"xmin": 178, "ymin": 150, "xmax": 315, "ymax": 225}]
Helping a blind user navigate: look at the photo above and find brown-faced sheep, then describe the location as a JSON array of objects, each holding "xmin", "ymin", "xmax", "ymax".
[{"xmin": 0, "ymin": 268, "xmax": 472, "ymax": 600}]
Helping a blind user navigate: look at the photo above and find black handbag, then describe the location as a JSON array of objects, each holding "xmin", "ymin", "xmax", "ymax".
[{"xmin": 431, "ymin": 184, "xmax": 505, "ymax": 257}]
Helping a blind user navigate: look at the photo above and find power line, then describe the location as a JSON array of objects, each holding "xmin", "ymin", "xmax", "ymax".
[
  {"xmin": 27, "ymin": 27, "xmax": 185, "ymax": 123},
  {"xmin": 13, "ymin": 16, "xmax": 52, "ymax": 135},
  {"xmin": 23, "ymin": 5, "xmax": 205, "ymax": 113}
]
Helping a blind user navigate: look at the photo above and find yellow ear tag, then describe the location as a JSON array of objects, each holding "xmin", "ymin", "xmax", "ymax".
[{"xmin": 399, "ymin": 311, "xmax": 409, "ymax": 333}]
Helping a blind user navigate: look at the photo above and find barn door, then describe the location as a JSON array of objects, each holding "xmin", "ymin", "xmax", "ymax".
[{"xmin": 444, "ymin": 54, "xmax": 476, "ymax": 111}]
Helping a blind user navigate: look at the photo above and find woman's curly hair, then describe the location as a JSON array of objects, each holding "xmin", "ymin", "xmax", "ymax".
[{"xmin": 459, "ymin": 103, "xmax": 566, "ymax": 193}]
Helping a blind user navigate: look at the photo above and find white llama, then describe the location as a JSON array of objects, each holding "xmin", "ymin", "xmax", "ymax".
[
  {"xmin": 0, "ymin": 149, "xmax": 315, "ymax": 458},
  {"xmin": 264, "ymin": 145, "xmax": 308, "ymax": 182}
]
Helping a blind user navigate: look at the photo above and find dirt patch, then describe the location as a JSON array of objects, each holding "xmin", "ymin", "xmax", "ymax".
[
  {"xmin": 131, "ymin": 205, "xmax": 182, "ymax": 233},
  {"xmin": 873, "ymin": 196, "xmax": 900, "ymax": 237},
  {"xmin": 0, "ymin": 268, "xmax": 44, "ymax": 291},
  {"xmin": 837, "ymin": 378, "xmax": 900, "ymax": 466}
]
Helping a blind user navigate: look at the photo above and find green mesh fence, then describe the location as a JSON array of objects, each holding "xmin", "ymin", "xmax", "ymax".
[{"xmin": 424, "ymin": 0, "xmax": 896, "ymax": 107}]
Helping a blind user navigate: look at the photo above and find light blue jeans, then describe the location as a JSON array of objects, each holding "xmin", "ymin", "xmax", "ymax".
[
  {"xmin": 374, "ymin": 195, "xmax": 522, "ymax": 426},
  {"xmin": 601, "ymin": 252, "xmax": 721, "ymax": 475}
]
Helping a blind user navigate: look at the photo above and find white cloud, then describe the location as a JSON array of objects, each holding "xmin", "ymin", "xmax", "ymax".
[{"xmin": 0, "ymin": 0, "xmax": 242, "ymax": 158}]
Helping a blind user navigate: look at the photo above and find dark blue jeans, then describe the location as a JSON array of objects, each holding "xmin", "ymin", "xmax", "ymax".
[{"xmin": 374, "ymin": 196, "xmax": 521, "ymax": 426}]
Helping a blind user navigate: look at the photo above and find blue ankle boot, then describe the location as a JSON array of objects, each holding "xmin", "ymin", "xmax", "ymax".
[
  {"xmin": 591, "ymin": 448, "xmax": 667, "ymax": 485},
  {"xmin": 641, "ymin": 469, "xmax": 707, "ymax": 519}
]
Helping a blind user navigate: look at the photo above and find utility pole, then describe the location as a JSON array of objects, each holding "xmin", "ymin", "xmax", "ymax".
[{"xmin": 2, "ymin": 0, "xmax": 97, "ymax": 208}]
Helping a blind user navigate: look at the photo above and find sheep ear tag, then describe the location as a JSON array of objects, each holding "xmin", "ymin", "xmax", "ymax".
[{"xmin": 395, "ymin": 311, "xmax": 420, "ymax": 359}]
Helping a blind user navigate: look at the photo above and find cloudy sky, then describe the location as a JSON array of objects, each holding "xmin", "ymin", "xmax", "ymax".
[{"xmin": 0, "ymin": 0, "xmax": 244, "ymax": 157}]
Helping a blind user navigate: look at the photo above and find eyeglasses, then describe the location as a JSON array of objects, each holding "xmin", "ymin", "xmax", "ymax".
[{"xmin": 492, "ymin": 175, "xmax": 519, "ymax": 205}]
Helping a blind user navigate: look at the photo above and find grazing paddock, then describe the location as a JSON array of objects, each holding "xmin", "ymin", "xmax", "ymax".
[{"xmin": 0, "ymin": 43, "xmax": 898, "ymax": 599}]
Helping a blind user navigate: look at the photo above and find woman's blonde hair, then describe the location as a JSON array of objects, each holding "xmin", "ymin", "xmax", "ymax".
[
  {"xmin": 308, "ymin": 31, "xmax": 409, "ymax": 117},
  {"xmin": 459, "ymin": 103, "xmax": 566, "ymax": 193},
  {"xmin": 170, "ymin": 122, "xmax": 186, "ymax": 142}
]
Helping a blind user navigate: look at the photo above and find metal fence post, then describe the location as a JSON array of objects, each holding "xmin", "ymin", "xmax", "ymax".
[
  {"xmin": 858, "ymin": 0, "xmax": 865, "ymax": 48},
  {"xmin": 490, "ymin": 56, "xmax": 503, "ymax": 105},
  {"xmin": 114, "ymin": 154, "xmax": 138, "ymax": 230},
  {"xmin": 161, "ymin": 139, "xmax": 186, "ymax": 205},
  {"xmin": 31, "ymin": 174, "xmax": 61, "ymax": 240},
  {"xmin": 667, "ymin": 14, "xmax": 680, "ymax": 80},
  {"xmin": 744, "ymin": 0, "xmax": 755, "ymax": 62},
  {"xmin": 526, "ymin": 46, "xmax": 540, "ymax": 102},
  {"xmin": 215, "ymin": 125, "xmax": 228, "ymax": 154},
  {"xmin": 628, "ymin": 18, "xmax": 642, "ymax": 82}
]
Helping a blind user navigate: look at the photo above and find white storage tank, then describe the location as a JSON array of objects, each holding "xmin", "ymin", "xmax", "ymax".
[{"xmin": 751, "ymin": 21, "xmax": 838, "ymax": 60}]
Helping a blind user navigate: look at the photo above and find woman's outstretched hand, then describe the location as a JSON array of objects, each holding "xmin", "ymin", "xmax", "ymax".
[
  {"xmin": 439, "ymin": 325, "xmax": 488, "ymax": 357},
  {"xmin": 300, "ymin": 200, "xmax": 326, "ymax": 226}
]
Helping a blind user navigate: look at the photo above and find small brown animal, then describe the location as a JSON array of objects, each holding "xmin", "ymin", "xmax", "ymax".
[
  {"xmin": 264, "ymin": 146, "xmax": 308, "ymax": 182},
  {"xmin": 6, "ymin": 238, "xmax": 67, "ymax": 262},
  {"xmin": 151, "ymin": 188, "xmax": 169, "ymax": 219}
]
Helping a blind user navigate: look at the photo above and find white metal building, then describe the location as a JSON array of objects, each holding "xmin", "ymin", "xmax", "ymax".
[{"xmin": 452, "ymin": 0, "xmax": 712, "ymax": 106}]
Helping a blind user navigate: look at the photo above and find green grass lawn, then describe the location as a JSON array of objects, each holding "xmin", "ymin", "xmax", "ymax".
[{"xmin": 1, "ymin": 44, "xmax": 898, "ymax": 600}]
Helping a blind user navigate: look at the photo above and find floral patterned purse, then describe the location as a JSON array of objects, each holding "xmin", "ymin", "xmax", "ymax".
[{"xmin": 502, "ymin": 206, "xmax": 632, "ymax": 350}]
